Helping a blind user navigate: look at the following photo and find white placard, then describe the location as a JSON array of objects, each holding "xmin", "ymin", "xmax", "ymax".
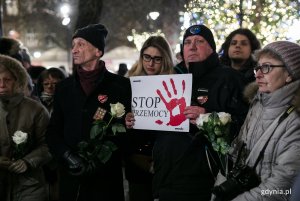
[{"xmin": 130, "ymin": 74, "xmax": 192, "ymax": 132}]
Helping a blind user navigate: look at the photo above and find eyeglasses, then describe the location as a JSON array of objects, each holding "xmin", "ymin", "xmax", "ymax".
[
  {"xmin": 189, "ymin": 26, "xmax": 202, "ymax": 34},
  {"xmin": 142, "ymin": 54, "xmax": 163, "ymax": 64},
  {"xmin": 254, "ymin": 64, "xmax": 285, "ymax": 75},
  {"xmin": 43, "ymin": 82, "xmax": 58, "ymax": 87}
]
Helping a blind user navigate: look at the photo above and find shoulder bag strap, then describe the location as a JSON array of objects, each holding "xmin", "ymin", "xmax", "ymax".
[{"xmin": 246, "ymin": 105, "xmax": 294, "ymax": 169}]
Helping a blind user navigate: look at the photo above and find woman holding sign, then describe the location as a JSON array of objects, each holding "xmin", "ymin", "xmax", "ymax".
[{"xmin": 124, "ymin": 35, "xmax": 174, "ymax": 201}]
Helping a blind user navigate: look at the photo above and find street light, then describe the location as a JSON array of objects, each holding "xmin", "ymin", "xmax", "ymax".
[
  {"xmin": 60, "ymin": 4, "xmax": 71, "ymax": 25},
  {"xmin": 33, "ymin": 51, "xmax": 41, "ymax": 58},
  {"xmin": 62, "ymin": 17, "xmax": 70, "ymax": 26},
  {"xmin": 60, "ymin": 3, "xmax": 72, "ymax": 72},
  {"xmin": 60, "ymin": 4, "xmax": 70, "ymax": 18},
  {"xmin": 148, "ymin": 11, "xmax": 160, "ymax": 21}
]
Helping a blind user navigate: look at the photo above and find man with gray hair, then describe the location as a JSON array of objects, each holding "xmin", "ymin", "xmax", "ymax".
[{"xmin": 46, "ymin": 24, "xmax": 131, "ymax": 201}]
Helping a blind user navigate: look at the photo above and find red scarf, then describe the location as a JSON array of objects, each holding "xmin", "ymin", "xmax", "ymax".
[{"xmin": 77, "ymin": 61, "xmax": 105, "ymax": 95}]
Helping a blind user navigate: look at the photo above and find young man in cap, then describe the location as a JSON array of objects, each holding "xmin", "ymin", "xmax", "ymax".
[
  {"xmin": 152, "ymin": 24, "xmax": 248, "ymax": 201},
  {"xmin": 46, "ymin": 24, "xmax": 131, "ymax": 201}
]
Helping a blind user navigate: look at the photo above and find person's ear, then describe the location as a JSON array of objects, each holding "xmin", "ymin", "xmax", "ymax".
[
  {"xmin": 96, "ymin": 49, "xmax": 102, "ymax": 57},
  {"xmin": 286, "ymin": 75, "xmax": 292, "ymax": 83}
]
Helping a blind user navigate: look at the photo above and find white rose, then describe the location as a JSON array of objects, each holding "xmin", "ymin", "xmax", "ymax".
[
  {"xmin": 12, "ymin": 131, "xmax": 28, "ymax": 145},
  {"xmin": 196, "ymin": 113, "xmax": 211, "ymax": 128},
  {"xmin": 218, "ymin": 112, "xmax": 231, "ymax": 125},
  {"xmin": 110, "ymin": 102, "xmax": 125, "ymax": 118}
]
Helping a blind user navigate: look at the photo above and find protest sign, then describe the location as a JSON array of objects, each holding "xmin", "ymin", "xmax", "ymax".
[{"xmin": 130, "ymin": 74, "xmax": 192, "ymax": 132}]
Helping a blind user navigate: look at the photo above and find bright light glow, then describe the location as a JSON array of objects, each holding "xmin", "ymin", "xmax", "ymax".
[
  {"xmin": 33, "ymin": 51, "xmax": 41, "ymax": 58},
  {"xmin": 149, "ymin": 12, "xmax": 160, "ymax": 20},
  {"xmin": 60, "ymin": 4, "xmax": 70, "ymax": 17},
  {"xmin": 62, "ymin": 17, "xmax": 70, "ymax": 26},
  {"xmin": 287, "ymin": 20, "xmax": 300, "ymax": 41},
  {"xmin": 183, "ymin": 12, "xmax": 191, "ymax": 29},
  {"xmin": 129, "ymin": 29, "xmax": 165, "ymax": 50},
  {"xmin": 127, "ymin": 35, "xmax": 133, "ymax": 42},
  {"xmin": 184, "ymin": 0, "xmax": 299, "ymax": 47}
]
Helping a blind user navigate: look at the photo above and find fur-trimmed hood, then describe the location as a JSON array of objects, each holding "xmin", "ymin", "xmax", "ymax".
[
  {"xmin": 0, "ymin": 54, "xmax": 28, "ymax": 94},
  {"xmin": 244, "ymin": 81, "xmax": 300, "ymax": 113}
]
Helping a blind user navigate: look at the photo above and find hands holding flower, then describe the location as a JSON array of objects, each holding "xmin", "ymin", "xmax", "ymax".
[
  {"xmin": 0, "ymin": 131, "xmax": 29, "ymax": 174},
  {"xmin": 70, "ymin": 102, "xmax": 127, "ymax": 176},
  {"xmin": 0, "ymin": 157, "xmax": 28, "ymax": 174},
  {"xmin": 8, "ymin": 159, "xmax": 28, "ymax": 173}
]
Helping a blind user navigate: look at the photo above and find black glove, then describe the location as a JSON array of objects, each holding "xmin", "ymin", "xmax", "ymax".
[{"xmin": 63, "ymin": 151, "xmax": 86, "ymax": 176}]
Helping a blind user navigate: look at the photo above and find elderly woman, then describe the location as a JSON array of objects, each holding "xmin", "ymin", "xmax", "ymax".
[
  {"xmin": 213, "ymin": 41, "xmax": 300, "ymax": 201},
  {"xmin": 0, "ymin": 55, "xmax": 51, "ymax": 201}
]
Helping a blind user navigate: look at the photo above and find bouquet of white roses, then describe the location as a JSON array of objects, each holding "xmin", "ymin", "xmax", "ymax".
[
  {"xmin": 196, "ymin": 112, "xmax": 232, "ymax": 173},
  {"xmin": 77, "ymin": 102, "xmax": 126, "ymax": 165},
  {"xmin": 196, "ymin": 112, "xmax": 231, "ymax": 155},
  {"xmin": 12, "ymin": 131, "xmax": 28, "ymax": 160}
]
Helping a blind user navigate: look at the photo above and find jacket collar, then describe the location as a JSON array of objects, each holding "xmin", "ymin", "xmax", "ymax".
[
  {"xmin": 0, "ymin": 93, "xmax": 24, "ymax": 111},
  {"xmin": 244, "ymin": 80, "xmax": 300, "ymax": 111},
  {"xmin": 188, "ymin": 52, "xmax": 220, "ymax": 78}
]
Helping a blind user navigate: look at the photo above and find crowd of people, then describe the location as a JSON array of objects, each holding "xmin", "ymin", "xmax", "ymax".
[{"xmin": 0, "ymin": 22, "xmax": 300, "ymax": 201}]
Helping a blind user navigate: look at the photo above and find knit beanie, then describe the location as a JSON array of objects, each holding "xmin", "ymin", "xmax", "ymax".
[
  {"xmin": 182, "ymin": 24, "xmax": 216, "ymax": 51},
  {"xmin": 263, "ymin": 41, "xmax": 300, "ymax": 80},
  {"xmin": 72, "ymin": 24, "xmax": 108, "ymax": 54}
]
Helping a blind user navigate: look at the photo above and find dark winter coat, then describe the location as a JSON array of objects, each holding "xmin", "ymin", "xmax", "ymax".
[
  {"xmin": 46, "ymin": 66, "xmax": 131, "ymax": 201},
  {"xmin": 153, "ymin": 53, "xmax": 248, "ymax": 201},
  {"xmin": 190, "ymin": 53, "xmax": 248, "ymax": 135}
]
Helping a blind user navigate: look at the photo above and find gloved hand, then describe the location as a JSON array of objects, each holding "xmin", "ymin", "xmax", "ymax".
[
  {"xmin": 63, "ymin": 151, "xmax": 86, "ymax": 176},
  {"xmin": 8, "ymin": 159, "xmax": 28, "ymax": 174}
]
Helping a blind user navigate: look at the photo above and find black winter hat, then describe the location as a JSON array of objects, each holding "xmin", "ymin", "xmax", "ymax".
[
  {"xmin": 72, "ymin": 24, "xmax": 108, "ymax": 54},
  {"xmin": 183, "ymin": 24, "xmax": 216, "ymax": 51}
]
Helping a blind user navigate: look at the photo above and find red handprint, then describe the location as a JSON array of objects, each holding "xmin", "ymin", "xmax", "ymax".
[{"xmin": 156, "ymin": 78, "xmax": 187, "ymax": 126}]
